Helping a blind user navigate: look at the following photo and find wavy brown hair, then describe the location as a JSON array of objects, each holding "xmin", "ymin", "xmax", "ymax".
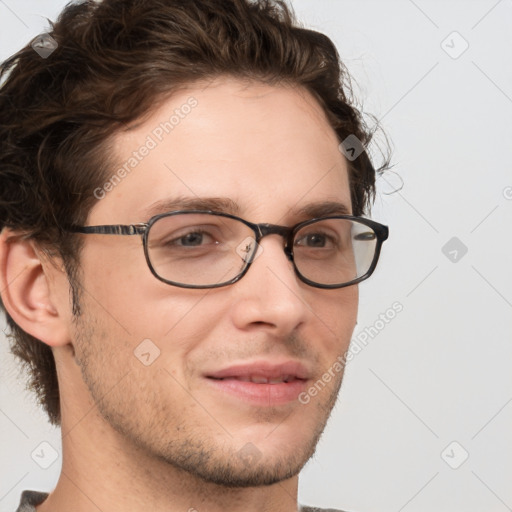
[{"xmin": 0, "ymin": 0, "xmax": 390, "ymax": 426}]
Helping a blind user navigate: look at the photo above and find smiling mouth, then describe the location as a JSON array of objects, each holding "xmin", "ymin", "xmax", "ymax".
[
  {"xmin": 205, "ymin": 375, "xmax": 309, "ymax": 406},
  {"xmin": 203, "ymin": 359, "xmax": 311, "ymax": 405},
  {"xmin": 208, "ymin": 375, "xmax": 304, "ymax": 384}
]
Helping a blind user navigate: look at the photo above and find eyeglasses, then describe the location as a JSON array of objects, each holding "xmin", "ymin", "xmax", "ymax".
[{"xmin": 68, "ymin": 210, "xmax": 389, "ymax": 289}]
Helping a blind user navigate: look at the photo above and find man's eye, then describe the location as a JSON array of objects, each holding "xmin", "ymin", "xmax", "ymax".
[
  {"xmin": 168, "ymin": 230, "xmax": 216, "ymax": 247},
  {"xmin": 295, "ymin": 233, "xmax": 336, "ymax": 248},
  {"xmin": 354, "ymin": 231, "xmax": 376, "ymax": 241}
]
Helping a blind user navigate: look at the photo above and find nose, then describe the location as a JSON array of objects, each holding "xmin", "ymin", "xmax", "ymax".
[{"xmin": 229, "ymin": 234, "xmax": 311, "ymax": 334}]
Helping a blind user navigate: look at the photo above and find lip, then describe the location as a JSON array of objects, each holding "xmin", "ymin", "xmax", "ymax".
[{"xmin": 204, "ymin": 360, "xmax": 311, "ymax": 406}]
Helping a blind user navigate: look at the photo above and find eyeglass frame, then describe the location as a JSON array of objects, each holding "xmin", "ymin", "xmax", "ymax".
[{"xmin": 67, "ymin": 209, "xmax": 389, "ymax": 290}]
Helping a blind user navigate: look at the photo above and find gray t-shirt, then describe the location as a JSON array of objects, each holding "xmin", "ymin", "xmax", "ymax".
[
  {"xmin": 15, "ymin": 491, "xmax": 48, "ymax": 512},
  {"xmin": 15, "ymin": 490, "xmax": 346, "ymax": 511}
]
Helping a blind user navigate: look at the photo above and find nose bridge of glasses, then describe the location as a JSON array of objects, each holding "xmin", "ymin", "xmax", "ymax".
[
  {"xmin": 247, "ymin": 223, "xmax": 294, "ymax": 261},
  {"xmin": 255, "ymin": 223, "xmax": 293, "ymax": 240},
  {"xmin": 254, "ymin": 223, "xmax": 295, "ymax": 255},
  {"xmin": 244, "ymin": 223, "xmax": 293, "ymax": 270}
]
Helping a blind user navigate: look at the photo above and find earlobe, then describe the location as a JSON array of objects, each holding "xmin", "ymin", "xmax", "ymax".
[{"xmin": 0, "ymin": 228, "xmax": 71, "ymax": 347}]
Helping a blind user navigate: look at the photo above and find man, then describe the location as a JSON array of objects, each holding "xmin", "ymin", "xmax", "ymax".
[{"xmin": 0, "ymin": 0, "xmax": 390, "ymax": 511}]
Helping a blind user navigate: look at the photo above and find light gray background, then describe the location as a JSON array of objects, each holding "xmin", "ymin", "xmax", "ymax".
[{"xmin": 1, "ymin": 1, "xmax": 511, "ymax": 511}]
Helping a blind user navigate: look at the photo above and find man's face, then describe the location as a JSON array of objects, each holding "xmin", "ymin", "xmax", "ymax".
[{"xmin": 68, "ymin": 76, "xmax": 358, "ymax": 486}]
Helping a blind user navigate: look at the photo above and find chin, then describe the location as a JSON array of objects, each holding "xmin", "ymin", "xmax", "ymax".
[
  {"xmin": 186, "ymin": 452, "xmax": 309, "ymax": 488},
  {"xmin": 158, "ymin": 426, "xmax": 322, "ymax": 488}
]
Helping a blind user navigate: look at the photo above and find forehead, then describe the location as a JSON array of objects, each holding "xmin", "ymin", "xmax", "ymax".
[{"xmin": 90, "ymin": 76, "xmax": 352, "ymax": 224}]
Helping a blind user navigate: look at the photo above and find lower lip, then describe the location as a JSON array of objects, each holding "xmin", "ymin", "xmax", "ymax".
[{"xmin": 205, "ymin": 377, "xmax": 308, "ymax": 406}]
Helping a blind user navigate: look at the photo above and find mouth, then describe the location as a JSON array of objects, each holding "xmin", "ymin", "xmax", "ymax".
[
  {"xmin": 208, "ymin": 375, "xmax": 303, "ymax": 384},
  {"xmin": 204, "ymin": 361, "xmax": 310, "ymax": 405}
]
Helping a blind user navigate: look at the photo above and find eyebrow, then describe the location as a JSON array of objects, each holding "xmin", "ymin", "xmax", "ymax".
[
  {"xmin": 143, "ymin": 196, "xmax": 241, "ymax": 219},
  {"xmin": 294, "ymin": 200, "xmax": 351, "ymax": 218},
  {"xmin": 142, "ymin": 196, "xmax": 352, "ymax": 221}
]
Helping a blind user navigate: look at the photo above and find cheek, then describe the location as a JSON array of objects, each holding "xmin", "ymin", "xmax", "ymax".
[
  {"xmin": 80, "ymin": 240, "xmax": 222, "ymax": 339},
  {"xmin": 314, "ymin": 286, "xmax": 358, "ymax": 350}
]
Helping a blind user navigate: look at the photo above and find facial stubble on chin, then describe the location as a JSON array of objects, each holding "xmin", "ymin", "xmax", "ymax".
[{"xmin": 70, "ymin": 299, "xmax": 346, "ymax": 489}]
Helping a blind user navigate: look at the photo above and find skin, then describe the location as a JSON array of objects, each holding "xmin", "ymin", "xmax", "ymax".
[{"xmin": 0, "ymin": 76, "xmax": 358, "ymax": 512}]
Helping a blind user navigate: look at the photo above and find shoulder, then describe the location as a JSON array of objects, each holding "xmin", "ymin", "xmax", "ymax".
[{"xmin": 15, "ymin": 490, "xmax": 49, "ymax": 512}]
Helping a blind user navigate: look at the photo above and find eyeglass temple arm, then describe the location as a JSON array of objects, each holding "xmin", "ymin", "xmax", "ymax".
[{"xmin": 67, "ymin": 223, "xmax": 148, "ymax": 235}]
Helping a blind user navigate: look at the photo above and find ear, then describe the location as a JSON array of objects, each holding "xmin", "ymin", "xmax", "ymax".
[{"xmin": 0, "ymin": 228, "xmax": 71, "ymax": 347}]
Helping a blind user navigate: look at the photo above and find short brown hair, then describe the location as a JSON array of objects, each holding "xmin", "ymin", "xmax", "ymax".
[{"xmin": 0, "ymin": 0, "xmax": 391, "ymax": 426}]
